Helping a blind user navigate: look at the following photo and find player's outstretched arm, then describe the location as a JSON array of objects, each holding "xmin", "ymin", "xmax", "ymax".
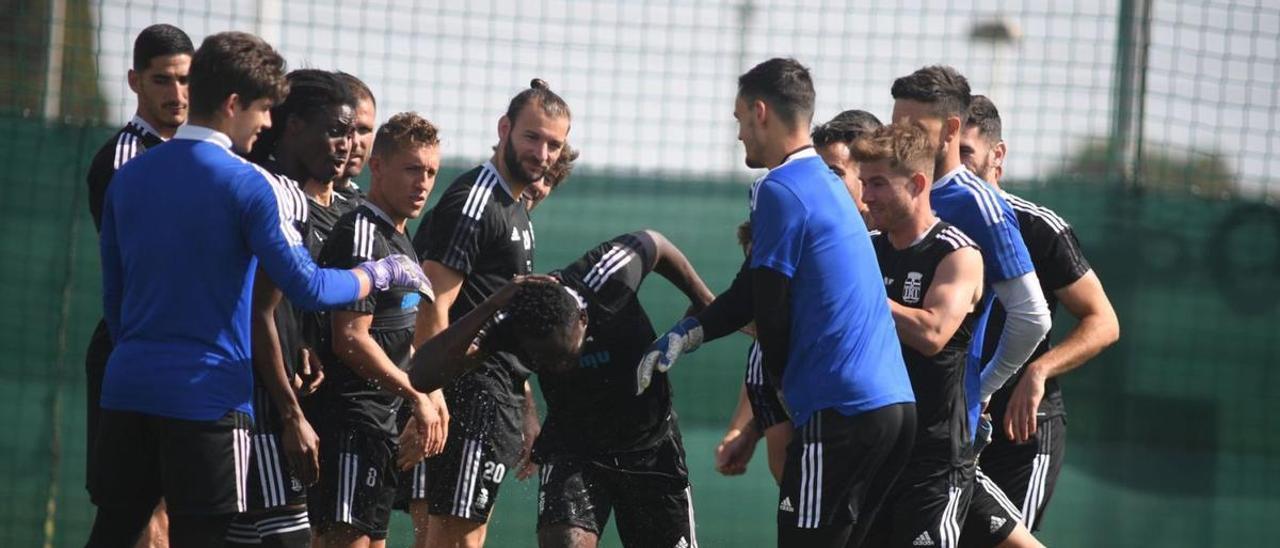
[
  {"xmin": 696, "ymin": 261, "xmax": 756, "ymax": 341},
  {"xmin": 981, "ymin": 271, "xmax": 1052, "ymax": 402},
  {"xmin": 642, "ymin": 229, "xmax": 717, "ymax": 309},
  {"xmin": 889, "ymin": 247, "xmax": 984, "ymax": 356},
  {"xmin": 250, "ymin": 269, "xmax": 320, "ymax": 485},
  {"xmin": 409, "ymin": 276, "xmax": 550, "ymax": 393},
  {"xmin": 752, "ymin": 267, "xmax": 792, "ymax": 390},
  {"xmin": 334, "ymin": 311, "xmax": 446, "ymax": 456},
  {"xmin": 1005, "ymin": 270, "xmax": 1118, "ymax": 442}
]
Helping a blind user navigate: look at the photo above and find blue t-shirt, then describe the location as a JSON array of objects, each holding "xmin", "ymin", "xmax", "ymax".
[
  {"xmin": 930, "ymin": 166, "xmax": 1034, "ymax": 436},
  {"xmin": 749, "ymin": 149, "xmax": 914, "ymax": 427},
  {"xmin": 99, "ymin": 125, "xmax": 362, "ymax": 421}
]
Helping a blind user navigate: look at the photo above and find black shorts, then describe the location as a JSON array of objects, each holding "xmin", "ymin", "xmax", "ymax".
[
  {"xmin": 423, "ymin": 389, "xmax": 523, "ymax": 523},
  {"xmin": 744, "ymin": 342, "xmax": 789, "ymax": 432},
  {"xmin": 538, "ymin": 430, "xmax": 696, "ymax": 546},
  {"xmin": 977, "ymin": 415, "xmax": 1065, "ymax": 531},
  {"xmin": 866, "ymin": 462, "xmax": 972, "ymax": 548},
  {"xmin": 90, "ymin": 408, "xmax": 251, "ymax": 515},
  {"xmin": 245, "ymin": 383, "xmax": 308, "ymax": 511},
  {"xmin": 307, "ymin": 423, "xmax": 398, "ymax": 540},
  {"xmin": 84, "ymin": 319, "xmax": 112, "ymax": 496},
  {"xmin": 958, "ymin": 466, "xmax": 1022, "ymax": 548},
  {"xmin": 777, "ymin": 403, "xmax": 915, "ymax": 541}
]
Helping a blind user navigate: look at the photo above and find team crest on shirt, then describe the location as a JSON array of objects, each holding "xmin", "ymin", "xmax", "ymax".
[{"xmin": 903, "ymin": 272, "xmax": 923, "ymax": 304}]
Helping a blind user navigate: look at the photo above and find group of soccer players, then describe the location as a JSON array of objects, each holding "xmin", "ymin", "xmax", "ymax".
[{"xmin": 83, "ymin": 22, "xmax": 1117, "ymax": 548}]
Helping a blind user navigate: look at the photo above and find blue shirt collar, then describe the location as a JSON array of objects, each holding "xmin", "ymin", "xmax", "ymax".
[
  {"xmin": 174, "ymin": 124, "xmax": 234, "ymax": 150},
  {"xmin": 933, "ymin": 165, "xmax": 970, "ymax": 189}
]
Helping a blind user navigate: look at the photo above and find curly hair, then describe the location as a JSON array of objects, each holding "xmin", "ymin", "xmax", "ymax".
[
  {"xmin": 371, "ymin": 111, "xmax": 440, "ymax": 158},
  {"xmin": 505, "ymin": 281, "xmax": 580, "ymax": 339},
  {"xmin": 543, "ymin": 142, "xmax": 580, "ymax": 189}
]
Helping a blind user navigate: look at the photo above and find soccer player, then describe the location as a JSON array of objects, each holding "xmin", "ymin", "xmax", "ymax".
[
  {"xmin": 83, "ymin": 23, "xmax": 192, "ymax": 547},
  {"xmin": 334, "ymin": 72, "xmax": 377, "ymax": 201},
  {"xmin": 961, "ymin": 95, "xmax": 1118, "ymax": 534},
  {"xmin": 854, "ymin": 121, "xmax": 1038, "ymax": 548},
  {"xmin": 523, "ymin": 142, "xmax": 578, "ymax": 212},
  {"xmin": 226, "ymin": 69, "xmax": 359, "ymax": 548},
  {"xmin": 90, "ymin": 32, "xmax": 430, "ymax": 547},
  {"xmin": 407, "ymin": 230, "xmax": 713, "ymax": 548},
  {"xmin": 307, "ymin": 112, "xmax": 442, "ymax": 548},
  {"xmin": 890, "ymin": 65, "xmax": 1051, "ymax": 446},
  {"xmin": 643, "ymin": 58, "xmax": 916, "ymax": 547},
  {"xmin": 412, "ymin": 78, "xmax": 571, "ymax": 548},
  {"xmin": 711, "ymin": 109, "xmax": 883, "ymax": 485}
]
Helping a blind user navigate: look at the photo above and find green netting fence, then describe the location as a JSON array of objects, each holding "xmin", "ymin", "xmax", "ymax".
[{"xmin": 2, "ymin": 0, "xmax": 1278, "ymax": 546}]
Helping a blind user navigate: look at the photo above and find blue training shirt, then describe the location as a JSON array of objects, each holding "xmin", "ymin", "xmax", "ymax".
[
  {"xmin": 749, "ymin": 148, "xmax": 914, "ymax": 428},
  {"xmin": 99, "ymin": 125, "xmax": 363, "ymax": 421},
  {"xmin": 930, "ymin": 165, "xmax": 1034, "ymax": 437}
]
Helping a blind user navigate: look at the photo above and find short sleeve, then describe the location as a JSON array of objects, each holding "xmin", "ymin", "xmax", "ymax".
[
  {"xmin": 560, "ymin": 232, "xmax": 657, "ymax": 313},
  {"xmin": 317, "ymin": 216, "xmax": 376, "ymax": 314},
  {"xmin": 749, "ymin": 179, "xmax": 807, "ymax": 278},
  {"xmin": 1034, "ymin": 226, "xmax": 1092, "ymax": 292},
  {"xmin": 421, "ymin": 184, "xmax": 486, "ymax": 274}
]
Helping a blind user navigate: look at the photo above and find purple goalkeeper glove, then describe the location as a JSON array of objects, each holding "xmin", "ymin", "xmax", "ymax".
[{"xmin": 357, "ymin": 255, "xmax": 435, "ymax": 301}]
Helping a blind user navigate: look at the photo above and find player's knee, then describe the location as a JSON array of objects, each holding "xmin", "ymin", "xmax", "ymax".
[
  {"xmin": 537, "ymin": 523, "xmax": 599, "ymax": 548},
  {"xmin": 996, "ymin": 523, "xmax": 1045, "ymax": 548},
  {"xmin": 426, "ymin": 514, "xmax": 487, "ymax": 548}
]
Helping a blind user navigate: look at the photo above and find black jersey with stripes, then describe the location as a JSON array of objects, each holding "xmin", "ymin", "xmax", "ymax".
[
  {"xmin": 307, "ymin": 191, "xmax": 360, "ymax": 254},
  {"xmin": 255, "ymin": 161, "xmax": 314, "ymax": 382},
  {"xmin": 874, "ymin": 221, "xmax": 981, "ymax": 466},
  {"xmin": 87, "ymin": 117, "xmax": 164, "ymax": 231},
  {"xmin": 980, "ymin": 193, "xmax": 1091, "ymax": 422},
  {"xmin": 417, "ymin": 161, "xmax": 535, "ymax": 403},
  {"xmin": 314, "ymin": 203, "xmax": 422, "ymax": 434},
  {"xmin": 490, "ymin": 232, "xmax": 670, "ymax": 457}
]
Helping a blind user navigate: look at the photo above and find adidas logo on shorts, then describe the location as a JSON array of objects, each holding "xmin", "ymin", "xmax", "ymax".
[
  {"xmin": 913, "ymin": 531, "xmax": 935, "ymax": 546},
  {"xmin": 778, "ymin": 497, "xmax": 794, "ymax": 512},
  {"xmin": 990, "ymin": 516, "xmax": 1007, "ymax": 533},
  {"xmin": 675, "ymin": 537, "xmax": 689, "ymax": 548}
]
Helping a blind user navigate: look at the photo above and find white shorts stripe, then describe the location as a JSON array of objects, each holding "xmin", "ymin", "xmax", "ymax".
[
  {"xmin": 1022, "ymin": 453, "xmax": 1051, "ymax": 529},
  {"xmin": 977, "ymin": 468, "xmax": 1023, "ymax": 522},
  {"xmin": 233, "ymin": 427, "xmax": 250, "ymax": 513},
  {"xmin": 686, "ymin": 486, "xmax": 699, "ymax": 548}
]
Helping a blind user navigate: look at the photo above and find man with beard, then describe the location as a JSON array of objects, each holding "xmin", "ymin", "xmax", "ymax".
[
  {"xmin": 960, "ymin": 95, "xmax": 1118, "ymax": 541},
  {"xmin": 890, "ymin": 67, "xmax": 1052, "ymax": 548},
  {"xmin": 84, "ymin": 23, "xmax": 193, "ymax": 547},
  {"xmin": 412, "ymin": 78, "xmax": 571, "ymax": 548},
  {"xmin": 227, "ymin": 69, "xmax": 358, "ymax": 548},
  {"xmin": 334, "ymin": 72, "xmax": 377, "ymax": 201}
]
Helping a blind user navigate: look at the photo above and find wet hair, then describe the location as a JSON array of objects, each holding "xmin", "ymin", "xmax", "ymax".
[
  {"xmin": 505, "ymin": 78, "xmax": 571, "ymax": 125},
  {"xmin": 248, "ymin": 69, "xmax": 355, "ymax": 163},
  {"xmin": 506, "ymin": 281, "xmax": 579, "ymax": 340},
  {"xmin": 543, "ymin": 142, "xmax": 580, "ymax": 189},
  {"xmin": 188, "ymin": 32, "xmax": 288, "ymax": 118},
  {"xmin": 371, "ymin": 111, "xmax": 440, "ymax": 158},
  {"xmin": 850, "ymin": 122, "xmax": 936, "ymax": 176},
  {"xmin": 890, "ymin": 65, "xmax": 972, "ymax": 123},
  {"xmin": 337, "ymin": 71, "xmax": 376, "ymax": 107},
  {"xmin": 132, "ymin": 24, "xmax": 193, "ymax": 71},
  {"xmin": 737, "ymin": 57, "xmax": 816, "ymax": 128},
  {"xmin": 965, "ymin": 94, "xmax": 1002, "ymax": 143},
  {"xmin": 812, "ymin": 109, "xmax": 883, "ymax": 147}
]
